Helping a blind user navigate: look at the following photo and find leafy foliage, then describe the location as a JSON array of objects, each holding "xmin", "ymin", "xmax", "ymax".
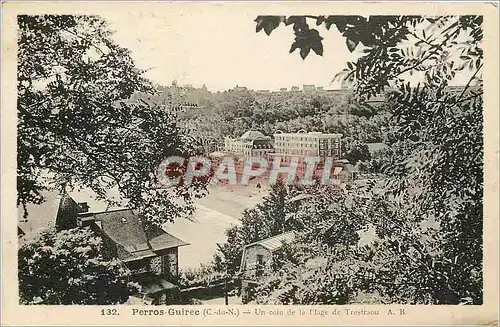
[
  {"xmin": 213, "ymin": 182, "xmax": 301, "ymax": 277},
  {"xmin": 254, "ymin": 15, "xmax": 415, "ymax": 60},
  {"xmin": 18, "ymin": 227, "xmax": 134, "ymax": 304},
  {"xmin": 18, "ymin": 15, "xmax": 208, "ymax": 227},
  {"xmin": 156, "ymin": 86, "xmax": 391, "ymax": 155},
  {"xmin": 344, "ymin": 142, "xmax": 371, "ymax": 165},
  {"xmin": 177, "ymin": 264, "xmax": 225, "ymax": 289},
  {"xmin": 249, "ymin": 15, "xmax": 483, "ymax": 304}
]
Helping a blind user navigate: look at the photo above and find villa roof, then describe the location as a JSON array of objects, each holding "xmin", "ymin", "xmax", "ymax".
[
  {"xmin": 366, "ymin": 142, "xmax": 388, "ymax": 153},
  {"xmin": 82, "ymin": 208, "xmax": 189, "ymax": 262},
  {"xmin": 239, "ymin": 231, "xmax": 297, "ymax": 274},
  {"xmin": 245, "ymin": 231, "xmax": 296, "ymax": 252},
  {"xmin": 240, "ymin": 130, "xmax": 270, "ymax": 141}
]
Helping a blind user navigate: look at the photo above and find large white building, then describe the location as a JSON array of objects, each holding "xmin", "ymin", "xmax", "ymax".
[
  {"xmin": 224, "ymin": 129, "xmax": 342, "ymax": 161},
  {"xmin": 224, "ymin": 130, "xmax": 274, "ymax": 157},
  {"xmin": 271, "ymin": 130, "xmax": 342, "ymax": 162}
]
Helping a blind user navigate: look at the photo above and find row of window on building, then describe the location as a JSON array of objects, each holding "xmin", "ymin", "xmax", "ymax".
[{"xmin": 223, "ymin": 130, "xmax": 342, "ymax": 160}]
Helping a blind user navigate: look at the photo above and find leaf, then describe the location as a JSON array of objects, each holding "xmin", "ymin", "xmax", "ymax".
[
  {"xmin": 300, "ymin": 46, "xmax": 311, "ymax": 59},
  {"xmin": 289, "ymin": 42, "xmax": 298, "ymax": 53},
  {"xmin": 255, "ymin": 16, "xmax": 284, "ymax": 35},
  {"xmin": 346, "ymin": 38, "xmax": 359, "ymax": 52},
  {"xmin": 286, "ymin": 16, "xmax": 306, "ymax": 26},
  {"xmin": 316, "ymin": 16, "xmax": 326, "ymax": 26},
  {"xmin": 311, "ymin": 40, "xmax": 323, "ymax": 56},
  {"xmin": 255, "ymin": 16, "xmax": 265, "ymax": 33},
  {"xmin": 324, "ymin": 15, "xmax": 346, "ymax": 31},
  {"xmin": 264, "ymin": 22, "xmax": 277, "ymax": 36}
]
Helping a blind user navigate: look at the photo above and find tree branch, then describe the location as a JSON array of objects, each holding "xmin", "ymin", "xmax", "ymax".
[{"xmin": 456, "ymin": 63, "xmax": 483, "ymax": 104}]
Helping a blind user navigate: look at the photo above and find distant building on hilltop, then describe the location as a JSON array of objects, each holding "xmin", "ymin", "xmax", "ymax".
[
  {"xmin": 303, "ymin": 84, "xmax": 316, "ymax": 92},
  {"xmin": 366, "ymin": 142, "xmax": 389, "ymax": 155},
  {"xmin": 233, "ymin": 85, "xmax": 248, "ymax": 92},
  {"xmin": 165, "ymin": 102, "xmax": 202, "ymax": 114},
  {"xmin": 340, "ymin": 78, "xmax": 352, "ymax": 89},
  {"xmin": 291, "ymin": 86, "xmax": 300, "ymax": 92},
  {"xmin": 445, "ymin": 84, "xmax": 481, "ymax": 95}
]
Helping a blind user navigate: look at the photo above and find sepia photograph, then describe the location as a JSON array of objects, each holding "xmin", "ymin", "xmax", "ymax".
[{"xmin": 1, "ymin": 1, "xmax": 499, "ymax": 326}]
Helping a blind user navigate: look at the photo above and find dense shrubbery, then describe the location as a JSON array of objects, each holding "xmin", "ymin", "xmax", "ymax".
[
  {"xmin": 177, "ymin": 264, "xmax": 225, "ymax": 289},
  {"xmin": 210, "ymin": 15, "xmax": 484, "ymax": 305},
  {"xmin": 243, "ymin": 14, "xmax": 484, "ymax": 305},
  {"xmin": 18, "ymin": 227, "xmax": 134, "ymax": 304},
  {"xmin": 17, "ymin": 14, "xmax": 209, "ymax": 304}
]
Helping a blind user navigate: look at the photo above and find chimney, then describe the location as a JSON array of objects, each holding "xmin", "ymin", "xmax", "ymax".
[{"xmin": 78, "ymin": 202, "xmax": 89, "ymax": 213}]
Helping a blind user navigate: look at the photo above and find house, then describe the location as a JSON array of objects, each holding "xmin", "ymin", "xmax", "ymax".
[
  {"xmin": 55, "ymin": 194, "xmax": 189, "ymax": 305},
  {"xmin": 332, "ymin": 163, "xmax": 359, "ymax": 182},
  {"xmin": 303, "ymin": 84, "xmax": 316, "ymax": 92},
  {"xmin": 233, "ymin": 85, "xmax": 248, "ymax": 92},
  {"xmin": 239, "ymin": 231, "xmax": 296, "ymax": 303},
  {"xmin": 366, "ymin": 142, "xmax": 389, "ymax": 155},
  {"xmin": 224, "ymin": 130, "xmax": 274, "ymax": 157}
]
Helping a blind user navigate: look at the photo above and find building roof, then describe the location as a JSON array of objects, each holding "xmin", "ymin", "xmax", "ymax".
[
  {"xmin": 146, "ymin": 226, "xmax": 190, "ymax": 252},
  {"xmin": 239, "ymin": 231, "xmax": 297, "ymax": 274},
  {"xmin": 342, "ymin": 163, "xmax": 358, "ymax": 173},
  {"xmin": 366, "ymin": 142, "xmax": 389, "ymax": 153},
  {"xmin": 84, "ymin": 208, "xmax": 189, "ymax": 261},
  {"xmin": 91, "ymin": 209, "xmax": 156, "ymax": 261},
  {"xmin": 251, "ymin": 139, "xmax": 274, "ymax": 149},
  {"xmin": 245, "ymin": 231, "xmax": 296, "ymax": 252},
  {"xmin": 240, "ymin": 130, "xmax": 270, "ymax": 141},
  {"xmin": 55, "ymin": 194, "xmax": 83, "ymax": 230},
  {"xmin": 273, "ymin": 131, "xmax": 342, "ymax": 138}
]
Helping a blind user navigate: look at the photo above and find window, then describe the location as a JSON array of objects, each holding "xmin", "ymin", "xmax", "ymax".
[
  {"xmin": 257, "ymin": 254, "xmax": 263, "ymax": 265},
  {"xmin": 256, "ymin": 254, "xmax": 264, "ymax": 277}
]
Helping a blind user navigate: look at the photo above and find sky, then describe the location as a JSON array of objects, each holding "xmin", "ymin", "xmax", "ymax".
[
  {"xmin": 103, "ymin": 11, "xmax": 359, "ymax": 92},
  {"xmin": 102, "ymin": 9, "xmax": 474, "ymax": 92}
]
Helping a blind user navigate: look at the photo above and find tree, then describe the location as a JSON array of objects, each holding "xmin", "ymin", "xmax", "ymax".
[
  {"xmin": 18, "ymin": 15, "xmax": 207, "ymax": 227},
  {"xmin": 253, "ymin": 15, "xmax": 483, "ymax": 304},
  {"xmin": 214, "ymin": 182, "xmax": 301, "ymax": 276},
  {"xmin": 252, "ymin": 184, "xmax": 369, "ymax": 304},
  {"xmin": 344, "ymin": 142, "xmax": 371, "ymax": 165},
  {"xmin": 18, "ymin": 227, "xmax": 134, "ymax": 304}
]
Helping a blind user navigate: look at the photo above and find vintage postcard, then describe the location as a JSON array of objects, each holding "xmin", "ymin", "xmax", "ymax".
[{"xmin": 1, "ymin": 1, "xmax": 499, "ymax": 326}]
